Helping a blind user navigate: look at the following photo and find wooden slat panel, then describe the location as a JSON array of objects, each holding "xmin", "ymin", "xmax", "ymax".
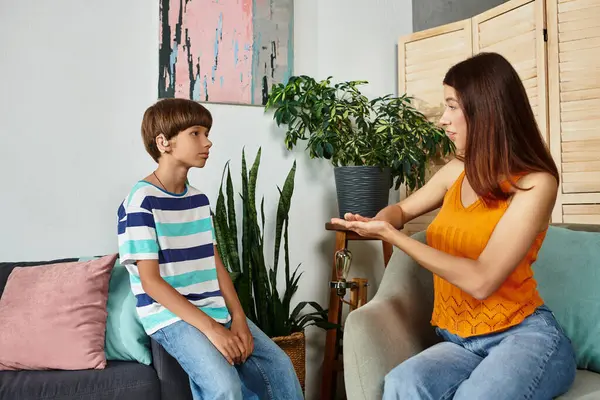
[
  {"xmin": 559, "ymin": 15, "xmax": 600, "ymax": 32},
  {"xmin": 563, "ymin": 171, "xmax": 600, "ymax": 183},
  {"xmin": 480, "ymin": 31, "xmax": 536, "ymax": 59},
  {"xmin": 563, "ymin": 193, "xmax": 600, "ymax": 203},
  {"xmin": 563, "ymin": 214, "xmax": 600, "ymax": 223},
  {"xmin": 477, "ymin": 2, "xmax": 536, "ymax": 48},
  {"xmin": 559, "ymin": 37, "xmax": 600, "ymax": 52},
  {"xmin": 562, "ymin": 161, "xmax": 600, "ymax": 172},
  {"xmin": 561, "ymin": 119, "xmax": 600, "ymax": 131},
  {"xmin": 560, "ymin": 26, "xmax": 600, "ymax": 42},
  {"xmin": 562, "ymin": 139, "xmax": 600, "ymax": 152},
  {"xmin": 562, "ymin": 151, "xmax": 600, "ymax": 162},
  {"xmin": 561, "ymin": 87, "xmax": 600, "ymax": 102},
  {"xmin": 559, "ymin": 48, "xmax": 600, "ymax": 64},
  {"xmin": 563, "ymin": 183, "xmax": 600, "ymax": 193},
  {"xmin": 560, "ymin": 79, "xmax": 599, "ymax": 92},
  {"xmin": 557, "ymin": 5, "xmax": 600, "ymax": 23},
  {"xmin": 405, "ymin": 55, "xmax": 467, "ymax": 74},
  {"xmin": 563, "ymin": 204, "xmax": 600, "ymax": 214},
  {"xmin": 562, "ymin": 130, "xmax": 600, "ymax": 142},
  {"xmin": 558, "ymin": 0, "xmax": 600, "ymax": 13},
  {"xmin": 561, "ymin": 108, "xmax": 600, "ymax": 123}
]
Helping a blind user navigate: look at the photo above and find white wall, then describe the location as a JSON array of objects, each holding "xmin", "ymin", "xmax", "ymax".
[{"xmin": 0, "ymin": 1, "xmax": 411, "ymax": 398}]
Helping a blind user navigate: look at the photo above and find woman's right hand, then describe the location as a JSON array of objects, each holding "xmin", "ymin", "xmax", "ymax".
[{"xmin": 203, "ymin": 322, "xmax": 246, "ymax": 366}]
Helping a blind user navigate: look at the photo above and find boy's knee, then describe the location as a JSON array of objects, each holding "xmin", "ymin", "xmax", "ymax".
[
  {"xmin": 271, "ymin": 347, "xmax": 295, "ymax": 372},
  {"xmin": 210, "ymin": 376, "xmax": 243, "ymax": 400}
]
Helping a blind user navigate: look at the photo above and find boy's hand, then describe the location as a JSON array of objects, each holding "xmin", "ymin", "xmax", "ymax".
[
  {"xmin": 203, "ymin": 322, "xmax": 245, "ymax": 366},
  {"xmin": 230, "ymin": 316, "xmax": 254, "ymax": 362}
]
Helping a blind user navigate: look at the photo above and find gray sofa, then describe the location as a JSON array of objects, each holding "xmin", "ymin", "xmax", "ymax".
[
  {"xmin": 0, "ymin": 258, "xmax": 193, "ymax": 400},
  {"xmin": 343, "ymin": 223, "xmax": 600, "ymax": 400}
]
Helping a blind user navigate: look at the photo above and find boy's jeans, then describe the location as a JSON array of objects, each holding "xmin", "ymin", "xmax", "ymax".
[
  {"xmin": 383, "ymin": 305, "xmax": 577, "ymax": 400},
  {"xmin": 151, "ymin": 318, "xmax": 303, "ymax": 400}
]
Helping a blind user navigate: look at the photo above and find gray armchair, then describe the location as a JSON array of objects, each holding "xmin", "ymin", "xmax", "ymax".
[{"xmin": 343, "ymin": 227, "xmax": 600, "ymax": 400}]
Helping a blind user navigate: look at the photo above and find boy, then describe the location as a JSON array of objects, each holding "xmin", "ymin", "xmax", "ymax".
[{"xmin": 117, "ymin": 98, "xmax": 303, "ymax": 400}]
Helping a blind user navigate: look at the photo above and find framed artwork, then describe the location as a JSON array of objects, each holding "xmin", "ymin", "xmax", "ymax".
[{"xmin": 158, "ymin": 0, "xmax": 294, "ymax": 106}]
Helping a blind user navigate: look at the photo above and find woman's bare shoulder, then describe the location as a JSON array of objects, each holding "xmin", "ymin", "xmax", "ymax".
[
  {"xmin": 515, "ymin": 171, "xmax": 558, "ymax": 192},
  {"xmin": 435, "ymin": 158, "xmax": 464, "ymax": 190}
]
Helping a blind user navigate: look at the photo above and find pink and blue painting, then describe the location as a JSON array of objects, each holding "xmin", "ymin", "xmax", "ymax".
[{"xmin": 159, "ymin": 0, "xmax": 294, "ymax": 105}]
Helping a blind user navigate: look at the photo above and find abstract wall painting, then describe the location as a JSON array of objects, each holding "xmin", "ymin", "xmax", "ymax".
[{"xmin": 158, "ymin": 0, "xmax": 294, "ymax": 106}]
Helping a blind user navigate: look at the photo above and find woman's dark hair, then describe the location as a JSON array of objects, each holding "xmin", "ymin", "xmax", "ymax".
[{"xmin": 443, "ymin": 52, "xmax": 558, "ymax": 202}]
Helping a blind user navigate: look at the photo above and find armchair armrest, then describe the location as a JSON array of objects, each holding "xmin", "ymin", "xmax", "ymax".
[
  {"xmin": 343, "ymin": 232, "xmax": 438, "ymax": 400},
  {"xmin": 151, "ymin": 338, "xmax": 193, "ymax": 400}
]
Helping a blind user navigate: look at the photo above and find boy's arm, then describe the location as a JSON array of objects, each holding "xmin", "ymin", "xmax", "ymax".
[
  {"xmin": 213, "ymin": 247, "xmax": 245, "ymax": 321},
  {"xmin": 213, "ymin": 246, "xmax": 254, "ymax": 361},
  {"xmin": 137, "ymin": 260, "xmax": 245, "ymax": 365}
]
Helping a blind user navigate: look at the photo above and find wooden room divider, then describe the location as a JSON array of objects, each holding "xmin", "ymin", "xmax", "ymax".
[{"xmin": 397, "ymin": 0, "xmax": 600, "ymax": 233}]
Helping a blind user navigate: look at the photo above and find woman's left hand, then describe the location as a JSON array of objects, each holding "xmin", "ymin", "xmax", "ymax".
[{"xmin": 330, "ymin": 216, "xmax": 394, "ymax": 241}]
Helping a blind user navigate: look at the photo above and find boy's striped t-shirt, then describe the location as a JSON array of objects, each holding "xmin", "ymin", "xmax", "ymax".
[{"xmin": 117, "ymin": 181, "xmax": 230, "ymax": 335}]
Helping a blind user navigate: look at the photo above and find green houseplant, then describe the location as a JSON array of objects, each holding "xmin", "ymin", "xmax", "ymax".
[
  {"xmin": 264, "ymin": 75, "xmax": 454, "ymax": 217},
  {"xmin": 212, "ymin": 148, "xmax": 335, "ymax": 388}
]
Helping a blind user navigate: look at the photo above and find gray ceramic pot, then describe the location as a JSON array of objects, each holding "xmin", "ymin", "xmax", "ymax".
[{"xmin": 333, "ymin": 166, "xmax": 391, "ymax": 218}]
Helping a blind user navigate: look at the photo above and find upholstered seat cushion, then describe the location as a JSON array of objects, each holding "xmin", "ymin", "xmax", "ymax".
[
  {"xmin": 0, "ymin": 361, "xmax": 160, "ymax": 400},
  {"xmin": 557, "ymin": 370, "xmax": 600, "ymax": 400}
]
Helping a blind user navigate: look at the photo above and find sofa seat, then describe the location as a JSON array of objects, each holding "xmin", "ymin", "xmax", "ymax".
[
  {"xmin": 558, "ymin": 370, "xmax": 600, "ymax": 400},
  {"xmin": 0, "ymin": 361, "xmax": 160, "ymax": 400}
]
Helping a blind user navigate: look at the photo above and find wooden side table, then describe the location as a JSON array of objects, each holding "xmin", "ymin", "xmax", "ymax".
[{"xmin": 320, "ymin": 222, "xmax": 394, "ymax": 400}]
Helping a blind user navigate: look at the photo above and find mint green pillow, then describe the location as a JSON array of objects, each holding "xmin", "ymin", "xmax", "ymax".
[
  {"xmin": 79, "ymin": 257, "xmax": 151, "ymax": 365},
  {"xmin": 533, "ymin": 226, "xmax": 600, "ymax": 373}
]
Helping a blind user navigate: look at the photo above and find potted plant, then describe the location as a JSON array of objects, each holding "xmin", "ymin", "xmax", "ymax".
[
  {"xmin": 212, "ymin": 148, "xmax": 336, "ymax": 390},
  {"xmin": 264, "ymin": 76, "xmax": 454, "ymax": 217}
]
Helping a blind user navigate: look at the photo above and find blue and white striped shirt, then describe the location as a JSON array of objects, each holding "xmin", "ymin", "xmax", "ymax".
[{"xmin": 117, "ymin": 181, "xmax": 230, "ymax": 335}]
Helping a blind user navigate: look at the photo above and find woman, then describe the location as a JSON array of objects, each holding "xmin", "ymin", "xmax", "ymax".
[{"xmin": 332, "ymin": 52, "xmax": 576, "ymax": 399}]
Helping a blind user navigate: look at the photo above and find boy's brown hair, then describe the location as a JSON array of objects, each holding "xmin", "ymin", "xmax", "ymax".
[{"xmin": 141, "ymin": 98, "xmax": 213, "ymax": 162}]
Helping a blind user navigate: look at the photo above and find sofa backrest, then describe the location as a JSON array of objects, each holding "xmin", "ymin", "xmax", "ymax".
[
  {"xmin": 533, "ymin": 224, "xmax": 600, "ymax": 373},
  {"xmin": 0, "ymin": 258, "xmax": 78, "ymax": 298}
]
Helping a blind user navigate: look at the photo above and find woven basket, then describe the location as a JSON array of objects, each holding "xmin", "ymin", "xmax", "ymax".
[{"xmin": 272, "ymin": 331, "xmax": 306, "ymax": 391}]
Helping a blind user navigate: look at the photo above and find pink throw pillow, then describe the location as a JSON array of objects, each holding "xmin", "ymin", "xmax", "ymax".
[{"xmin": 0, "ymin": 254, "xmax": 117, "ymax": 371}]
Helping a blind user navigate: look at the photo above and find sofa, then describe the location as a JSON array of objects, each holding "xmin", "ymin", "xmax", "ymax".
[
  {"xmin": 343, "ymin": 223, "xmax": 600, "ymax": 400},
  {"xmin": 0, "ymin": 258, "xmax": 193, "ymax": 400}
]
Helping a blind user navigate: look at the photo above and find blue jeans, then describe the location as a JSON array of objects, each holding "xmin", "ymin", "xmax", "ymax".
[
  {"xmin": 151, "ymin": 318, "xmax": 303, "ymax": 400},
  {"xmin": 383, "ymin": 305, "xmax": 576, "ymax": 400}
]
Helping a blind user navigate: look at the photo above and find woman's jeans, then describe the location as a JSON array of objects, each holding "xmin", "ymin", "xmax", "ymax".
[
  {"xmin": 151, "ymin": 318, "xmax": 303, "ymax": 400},
  {"xmin": 383, "ymin": 305, "xmax": 576, "ymax": 400}
]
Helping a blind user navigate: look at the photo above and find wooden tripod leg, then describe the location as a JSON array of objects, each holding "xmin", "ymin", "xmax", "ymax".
[{"xmin": 321, "ymin": 231, "xmax": 347, "ymax": 400}]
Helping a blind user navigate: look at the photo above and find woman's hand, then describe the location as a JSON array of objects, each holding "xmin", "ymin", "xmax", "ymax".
[
  {"xmin": 230, "ymin": 316, "xmax": 254, "ymax": 363},
  {"xmin": 331, "ymin": 213, "xmax": 394, "ymax": 241}
]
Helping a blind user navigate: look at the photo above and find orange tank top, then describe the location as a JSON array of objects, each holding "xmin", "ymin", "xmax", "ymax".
[{"xmin": 426, "ymin": 170, "xmax": 545, "ymax": 337}]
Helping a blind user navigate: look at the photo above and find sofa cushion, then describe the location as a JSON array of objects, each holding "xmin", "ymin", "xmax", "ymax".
[
  {"xmin": 0, "ymin": 255, "xmax": 116, "ymax": 370},
  {"xmin": 534, "ymin": 226, "xmax": 600, "ymax": 373},
  {"xmin": 556, "ymin": 370, "xmax": 600, "ymax": 400},
  {"xmin": 0, "ymin": 361, "xmax": 160, "ymax": 400},
  {"xmin": 0, "ymin": 258, "xmax": 78, "ymax": 297},
  {"xmin": 79, "ymin": 257, "xmax": 152, "ymax": 365}
]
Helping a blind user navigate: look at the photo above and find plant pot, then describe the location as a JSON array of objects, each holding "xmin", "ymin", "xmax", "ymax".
[
  {"xmin": 272, "ymin": 331, "xmax": 305, "ymax": 391},
  {"xmin": 334, "ymin": 166, "xmax": 391, "ymax": 218}
]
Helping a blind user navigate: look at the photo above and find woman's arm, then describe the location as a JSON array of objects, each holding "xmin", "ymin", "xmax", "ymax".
[{"xmin": 333, "ymin": 172, "xmax": 558, "ymax": 300}]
